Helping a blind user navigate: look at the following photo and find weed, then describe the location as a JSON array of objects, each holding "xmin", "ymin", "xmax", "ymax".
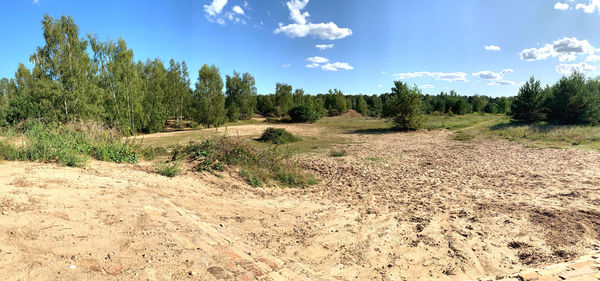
[
  {"xmin": 453, "ymin": 131, "xmax": 475, "ymax": 141},
  {"xmin": 155, "ymin": 161, "xmax": 181, "ymax": 177}
]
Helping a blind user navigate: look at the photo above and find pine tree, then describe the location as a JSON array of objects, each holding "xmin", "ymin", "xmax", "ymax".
[{"xmin": 510, "ymin": 76, "xmax": 547, "ymax": 123}]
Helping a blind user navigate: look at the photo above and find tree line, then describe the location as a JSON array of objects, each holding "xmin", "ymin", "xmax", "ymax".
[
  {"xmin": 511, "ymin": 72, "xmax": 600, "ymax": 124},
  {"xmin": 0, "ymin": 15, "xmax": 520, "ymax": 134}
]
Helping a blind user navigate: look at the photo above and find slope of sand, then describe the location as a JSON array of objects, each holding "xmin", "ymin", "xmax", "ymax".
[{"xmin": 1, "ymin": 128, "xmax": 599, "ymax": 280}]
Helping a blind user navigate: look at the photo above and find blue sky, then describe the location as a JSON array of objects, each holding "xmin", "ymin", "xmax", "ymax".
[{"xmin": 1, "ymin": 0, "xmax": 600, "ymax": 97}]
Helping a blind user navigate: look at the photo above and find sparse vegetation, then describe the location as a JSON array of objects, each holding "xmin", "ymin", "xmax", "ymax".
[{"xmin": 155, "ymin": 161, "xmax": 181, "ymax": 177}]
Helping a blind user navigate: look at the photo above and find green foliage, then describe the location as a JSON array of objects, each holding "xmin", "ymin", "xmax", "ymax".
[
  {"xmin": 382, "ymin": 81, "xmax": 424, "ymax": 131},
  {"xmin": 225, "ymin": 71, "xmax": 257, "ymax": 121},
  {"xmin": 453, "ymin": 131, "xmax": 475, "ymax": 141},
  {"xmin": 155, "ymin": 161, "xmax": 181, "ymax": 177},
  {"xmin": 548, "ymin": 72, "xmax": 600, "ymax": 124},
  {"xmin": 275, "ymin": 83, "xmax": 294, "ymax": 116},
  {"xmin": 258, "ymin": 127, "xmax": 300, "ymax": 144},
  {"xmin": 193, "ymin": 64, "xmax": 226, "ymax": 128},
  {"xmin": 288, "ymin": 104, "xmax": 321, "ymax": 123},
  {"xmin": 511, "ymin": 76, "xmax": 548, "ymax": 123}
]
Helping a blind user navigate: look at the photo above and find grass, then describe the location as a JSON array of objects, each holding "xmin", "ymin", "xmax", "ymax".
[
  {"xmin": 452, "ymin": 131, "xmax": 475, "ymax": 141},
  {"xmin": 423, "ymin": 113, "xmax": 502, "ymax": 130},
  {"xmin": 484, "ymin": 117, "xmax": 600, "ymax": 150},
  {"xmin": 0, "ymin": 121, "xmax": 139, "ymax": 167}
]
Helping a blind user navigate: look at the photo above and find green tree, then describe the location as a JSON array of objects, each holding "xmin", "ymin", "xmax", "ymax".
[
  {"xmin": 30, "ymin": 15, "xmax": 93, "ymax": 122},
  {"xmin": 549, "ymin": 72, "xmax": 600, "ymax": 124},
  {"xmin": 193, "ymin": 64, "xmax": 226, "ymax": 128},
  {"xmin": 225, "ymin": 71, "xmax": 257, "ymax": 121},
  {"xmin": 471, "ymin": 95, "xmax": 488, "ymax": 113},
  {"xmin": 382, "ymin": 82, "xmax": 424, "ymax": 130},
  {"xmin": 511, "ymin": 76, "xmax": 547, "ymax": 123},
  {"xmin": 356, "ymin": 96, "xmax": 368, "ymax": 115},
  {"xmin": 274, "ymin": 83, "xmax": 293, "ymax": 116}
]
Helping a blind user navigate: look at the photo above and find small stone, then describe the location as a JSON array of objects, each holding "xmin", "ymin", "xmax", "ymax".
[
  {"xmin": 520, "ymin": 271, "xmax": 540, "ymax": 281},
  {"xmin": 69, "ymin": 265, "xmax": 77, "ymax": 270}
]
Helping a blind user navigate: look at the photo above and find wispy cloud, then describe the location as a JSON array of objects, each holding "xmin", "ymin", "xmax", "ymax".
[
  {"xmin": 393, "ymin": 71, "xmax": 468, "ymax": 82},
  {"xmin": 484, "ymin": 45, "xmax": 501, "ymax": 51},
  {"xmin": 556, "ymin": 62, "xmax": 596, "ymax": 75},
  {"xmin": 316, "ymin": 44, "xmax": 334, "ymax": 50},
  {"xmin": 554, "ymin": 2, "xmax": 570, "ymax": 10},
  {"xmin": 322, "ymin": 62, "xmax": 353, "ymax": 71}
]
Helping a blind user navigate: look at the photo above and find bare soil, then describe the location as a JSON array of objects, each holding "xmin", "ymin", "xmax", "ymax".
[{"xmin": 1, "ymin": 126, "xmax": 600, "ymax": 280}]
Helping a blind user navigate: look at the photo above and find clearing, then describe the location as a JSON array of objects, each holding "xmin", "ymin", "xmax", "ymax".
[{"xmin": 1, "ymin": 115, "xmax": 600, "ymax": 280}]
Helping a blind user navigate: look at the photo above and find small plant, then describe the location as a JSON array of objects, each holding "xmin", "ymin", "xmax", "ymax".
[
  {"xmin": 155, "ymin": 161, "xmax": 181, "ymax": 177},
  {"xmin": 258, "ymin": 127, "xmax": 300, "ymax": 144},
  {"xmin": 329, "ymin": 148, "xmax": 348, "ymax": 157}
]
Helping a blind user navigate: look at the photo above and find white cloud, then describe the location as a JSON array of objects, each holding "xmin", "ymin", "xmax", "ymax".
[
  {"xmin": 232, "ymin": 5, "xmax": 245, "ymax": 15},
  {"xmin": 381, "ymin": 71, "xmax": 386, "ymax": 74},
  {"xmin": 556, "ymin": 62, "xmax": 596, "ymax": 75},
  {"xmin": 488, "ymin": 81, "xmax": 516, "ymax": 86},
  {"xmin": 472, "ymin": 69, "xmax": 514, "ymax": 80},
  {"xmin": 286, "ymin": 0, "xmax": 310, "ymax": 24},
  {"xmin": 393, "ymin": 71, "xmax": 468, "ymax": 82},
  {"xmin": 275, "ymin": 22, "xmax": 352, "ymax": 40},
  {"xmin": 520, "ymin": 37, "xmax": 597, "ymax": 62},
  {"xmin": 316, "ymin": 44, "xmax": 334, "ymax": 50},
  {"xmin": 575, "ymin": 0, "xmax": 600, "ymax": 13},
  {"xmin": 305, "ymin": 63, "xmax": 320, "ymax": 68},
  {"xmin": 204, "ymin": 0, "xmax": 228, "ymax": 16},
  {"xmin": 472, "ymin": 71, "xmax": 503, "ymax": 80},
  {"xmin": 554, "ymin": 2, "xmax": 570, "ymax": 10},
  {"xmin": 32, "ymin": 0, "xmax": 39, "ymax": 4},
  {"xmin": 484, "ymin": 45, "xmax": 501, "ymax": 51},
  {"xmin": 306, "ymin": 56, "xmax": 329, "ymax": 64},
  {"xmin": 322, "ymin": 62, "xmax": 353, "ymax": 71},
  {"xmin": 377, "ymin": 84, "xmax": 383, "ymax": 87},
  {"xmin": 281, "ymin": 64, "xmax": 291, "ymax": 68},
  {"xmin": 422, "ymin": 84, "xmax": 435, "ymax": 89},
  {"xmin": 275, "ymin": 0, "xmax": 352, "ymax": 40}
]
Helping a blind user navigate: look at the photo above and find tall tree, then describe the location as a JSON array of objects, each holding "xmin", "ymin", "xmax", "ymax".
[
  {"xmin": 225, "ymin": 71, "xmax": 257, "ymax": 121},
  {"xmin": 275, "ymin": 83, "xmax": 293, "ymax": 116},
  {"xmin": 30, "ymin": 15, "xmax": 93, "ymax": 121},
  {"xmin": 193, "ymin": 64, "xmax": 226, "ymax": 128}
]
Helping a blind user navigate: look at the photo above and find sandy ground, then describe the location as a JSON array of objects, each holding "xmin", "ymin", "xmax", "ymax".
[{"xmin": 1, "ymin": 127, "xmax": 600, "ymax": 280}]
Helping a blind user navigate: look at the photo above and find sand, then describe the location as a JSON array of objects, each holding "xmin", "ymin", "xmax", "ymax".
[{"xmin": 1, "ymin": 127, "xmax": 599, "ymax": 280}]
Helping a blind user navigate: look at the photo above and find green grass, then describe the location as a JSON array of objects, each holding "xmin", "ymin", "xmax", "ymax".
[
  {"xmin": 0, "ymin": 121, "xmax": 139, "ymax": 167},
  {"xmin": 452, "ymin": 131, "xmax": 475, "ymax": 141},
  {"xmin": 484, "ymin": 117, "xmax": 600, "ymax": 150},
  {"xmin": 423, "ymin": 113, "xmax": 502, "ymax": 130}
]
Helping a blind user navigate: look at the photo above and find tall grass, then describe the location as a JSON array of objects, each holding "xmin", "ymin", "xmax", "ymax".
[{"xmin": 0, "ymin": 120, "xmax": 139, "ymax": 167}]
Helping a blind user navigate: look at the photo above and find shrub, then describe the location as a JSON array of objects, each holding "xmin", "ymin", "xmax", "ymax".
[
  {"xmin": 155, "ymin": 161, "xmax": 181, "ymax": 177},
  {"xmin": 329, "ymin": 148, "xmax": 347, "ymax": 157},
  {"xmin": 288, "ymin": 104, "xmax": 320, "ymax": 123},
  {"xmin": 258, "ymin": 127, "xmax": 300, "ymax": 144},
  {"xmin": 0, "ymin": 142, "xmax": 19, "ymax": 161},
  {"xmin": 170, "ymin": 136, "xmax": 315, "ymax": 188},
  {"xmin": 382, "ymin": 81, "xmax": 424, "ymax": 131}
]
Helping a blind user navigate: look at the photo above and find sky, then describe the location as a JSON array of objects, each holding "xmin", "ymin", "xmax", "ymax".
[{"xmin": 1, "ymin": 0, "xmax": 600, "ymax": 97}]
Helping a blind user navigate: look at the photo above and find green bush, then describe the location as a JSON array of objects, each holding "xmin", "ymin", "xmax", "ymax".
[
  {"xmin": 258, "ymin": 127, "xmax": 300, "ymax": 144},
  {"xmin": 288, "ymin": 104, "xmax": 320, "ymax": 123},
  {"xmin": 0, "ymin": 142, "xmax": 19, "ymax": 161},
  {"xmin": 155, "ymin": 161, "xmax": 181, "ymax": 177}
]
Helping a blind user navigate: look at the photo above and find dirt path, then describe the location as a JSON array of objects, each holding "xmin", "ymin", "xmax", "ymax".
[{"xmin": 1, "ymin": 127, "xmax": 599, "ymax": 280}]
